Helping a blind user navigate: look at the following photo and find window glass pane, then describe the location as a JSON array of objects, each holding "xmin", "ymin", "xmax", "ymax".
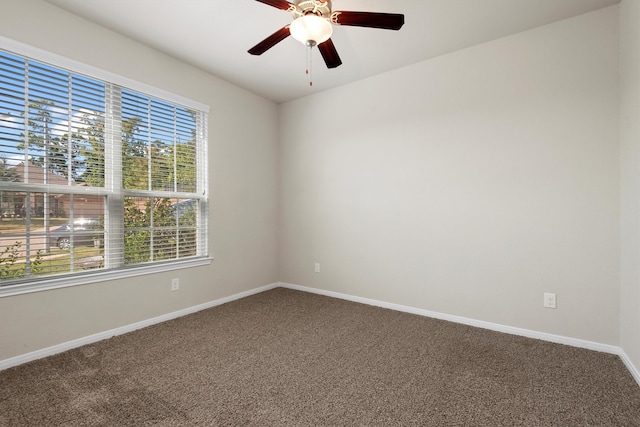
[
  {"xmin": 124, "ymin": 196, "xmax": 176, "ymax": 264},
  {"xmin": 121, "ymin": 90, "xmax": 198, "ymax": 192},
  {"xmin": 123, "ymin": 196, "xmax": 199, "ymax": 265},
  {"xmin": 27, "ymin": 62, "xmax": 70, "ymax": 184},
  {"xmin": 121, "ymin": 90, "xmax": 149, "ymax": 191},
  {"xmin": 71, "ymin": 75, "xmax": 105, "ymax": 187},
  {"xmin": 175, "ymin": 108, "xmax": 198, "ymax": 193},
  {"xmin": 0, "ymin": 55, "xmax": 106, "ymax": 187},
  {"xmin": 0, "ymin": 52, "xmax": 26, "ymax": 175},
  {"xmin": 174, "ymin": 198, "xmax": 197, "ymax": 259},
  {"xmin": 0, "ymin": 191, "xmax": 105, "ymax": 279}
]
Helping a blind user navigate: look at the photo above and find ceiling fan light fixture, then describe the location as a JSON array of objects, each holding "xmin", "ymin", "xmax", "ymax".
[{"xmin": 290, "ymin": 15, "xmax": 333, "ymax": 46}]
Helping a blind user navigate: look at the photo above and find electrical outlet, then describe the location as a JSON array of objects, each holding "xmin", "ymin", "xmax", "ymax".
[
  {"xmin": 314, "ymin": 262, "xmax": 320, "ymax": 273},
  {"xmin": 543, "ymin": 292, "xmax": 556, "ymax": 309},
  {"xmin": 171, "ymin": 278, "xmax": 180, "ymax": 291}
]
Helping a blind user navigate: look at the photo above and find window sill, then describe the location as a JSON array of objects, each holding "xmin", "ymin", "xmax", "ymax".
[{"xmin": 0, "ymin": 257, "xmax": 213, "ymax": 298}]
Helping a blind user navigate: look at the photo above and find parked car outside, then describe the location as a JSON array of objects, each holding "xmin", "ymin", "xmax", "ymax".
[{"xmin": 49, "ymin": 218, "xmax": 102, "ymax": 250}]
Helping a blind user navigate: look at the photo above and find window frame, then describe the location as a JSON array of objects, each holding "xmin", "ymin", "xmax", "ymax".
[{"xmin": 0, "ymin": 37, "xmax": 211, "ymax": 298}]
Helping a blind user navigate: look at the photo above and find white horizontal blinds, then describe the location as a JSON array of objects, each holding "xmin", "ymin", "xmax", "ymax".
[
  {"xmin": 175, "ymin": 198, "xmax": 198, "ymax": 258},
  {"xmin": 26, "ymin": 63, "xmax": 106, "ymax": 188},
  {"xmin": 195, "ymin": 112, "xmax": 208, "ymax": 257},
  {"xmin": 69, "ymin": 74, "xmax": 106, "ymax": 188},
  {"xmin": 173, "ymin": 106, "xmax": 199, "ymax": 193},
  {"xmin": 102, "ymin": 83, "xmax": 124, "ymax": 271},
  {"xmin": 27, "ymin": 60, "xmax": 69, "ymax": 185},
  {"xmin": 0, "ymin": 45, "xmax": 208, "ymax": 287},
  {"xmin": 120, "ymin": 90, "xmax": 198, "ymax": 192},
  {"xmin": 120, "ymin": 88, "xmax": 203, "ymax": 266},
  {"xmin": 0, "ymin": 49, "xmax": 108, "ymax": 281},
  {"xmin": 0, "ymin": 51, "xmax": 25, "ymax": 181},
  {"xmin": 122, "ymin": 196, "xmax": 198, "ymax": 264}
]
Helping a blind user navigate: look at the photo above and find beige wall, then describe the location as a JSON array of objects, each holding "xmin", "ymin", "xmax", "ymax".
[
  {"xmin": 0, "ymin": 0, "xmax": 279, "ymax": 360},
  {"xmin": 620, "ymin": 0, "xmax": 640, "ymax": 372},
  {"xmin": 279, "ymin": 7, "xmax": 620, "ymax": 345}
]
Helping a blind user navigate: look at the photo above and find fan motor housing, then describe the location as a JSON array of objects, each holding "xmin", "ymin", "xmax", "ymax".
[{"xmin": 292, "ymin": 0, "xmax": 332, "ymax": 19}]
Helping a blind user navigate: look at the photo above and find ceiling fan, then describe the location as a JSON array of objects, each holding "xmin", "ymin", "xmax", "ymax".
[{"xmin": 248, "ymin": 0, "xmax": 405, "ymax": 69}]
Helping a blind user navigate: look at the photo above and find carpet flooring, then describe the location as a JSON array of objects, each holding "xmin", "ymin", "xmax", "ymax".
[{"xmin": 1, "ymin": 287, "xmax": 639, "ymax": 426}]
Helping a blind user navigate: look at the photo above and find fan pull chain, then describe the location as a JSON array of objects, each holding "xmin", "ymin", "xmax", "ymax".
[{"xmin": 306, "ymin": 45, "xmax": 313, "ymax": 87}]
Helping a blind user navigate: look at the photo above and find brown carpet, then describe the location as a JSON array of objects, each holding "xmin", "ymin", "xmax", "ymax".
[{"xmin": 1, "ymin": 287, "xmax": 639, "ymax": 426}]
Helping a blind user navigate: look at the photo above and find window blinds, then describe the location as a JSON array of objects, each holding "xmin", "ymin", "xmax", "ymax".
[{"xmin": 0, "ymin": 46, "xmax": 208, "ymax": 287}]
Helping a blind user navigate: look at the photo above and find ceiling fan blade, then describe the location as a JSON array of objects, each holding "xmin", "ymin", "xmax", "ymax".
[
  {"xmin": 255, "ymin": 0, "xmax": 294, "ymax": 11},
  {"xmin": 332, "ymin": 11, "xmax": 405, "ymax": 30},
  {"xmin": 318, "ymin": 38, "xmax": 342, "ymax": 69},
  {"xmin": 248, "ymin": 26, "xmax": 291, "ymax": 55}
]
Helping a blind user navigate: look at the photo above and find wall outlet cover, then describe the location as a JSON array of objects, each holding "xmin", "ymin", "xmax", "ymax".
[{"xmin": 543, "ymin": 292, "xmax": 556, "ymax": 309}]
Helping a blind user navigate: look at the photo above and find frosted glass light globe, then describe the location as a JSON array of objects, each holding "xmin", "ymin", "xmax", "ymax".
[{"xmin": 290, "ymin": 15, "xmax": 333, "ymax": 46}]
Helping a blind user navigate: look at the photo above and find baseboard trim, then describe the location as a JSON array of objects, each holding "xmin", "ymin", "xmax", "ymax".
[
  {"xmin": 619, "ymin": 349, "xmax": 640, "ymax": 386},
  {"xmin": 0, "ymin": 282, "xmax": 280, "ymax": 372},
  {"xmin": 278, "ymin": 283, "xmax": 621, "ymax": 355}
]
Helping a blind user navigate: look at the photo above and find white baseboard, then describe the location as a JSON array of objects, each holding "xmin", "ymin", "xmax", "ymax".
[
  {"xmin": 281, "ymin": 282, "xmax": 640, "ymax": 386},
  {"xmin": 619, "ymin": 349, "xmax": 640, "ymax": 386},
  {"xmin": 0, "ymin": 282, "xmax": 280, "ymax": 372}
]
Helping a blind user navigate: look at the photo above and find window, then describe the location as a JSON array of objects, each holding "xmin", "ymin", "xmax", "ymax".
[{"xmin": 0, "ymin": 41, "xmax": 209, "ymax": 295}]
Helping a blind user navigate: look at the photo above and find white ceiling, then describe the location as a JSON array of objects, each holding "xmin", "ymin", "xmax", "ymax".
[{"xmin": 43, "ymin": 0, "xmax": 619, "ymax": 104}]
